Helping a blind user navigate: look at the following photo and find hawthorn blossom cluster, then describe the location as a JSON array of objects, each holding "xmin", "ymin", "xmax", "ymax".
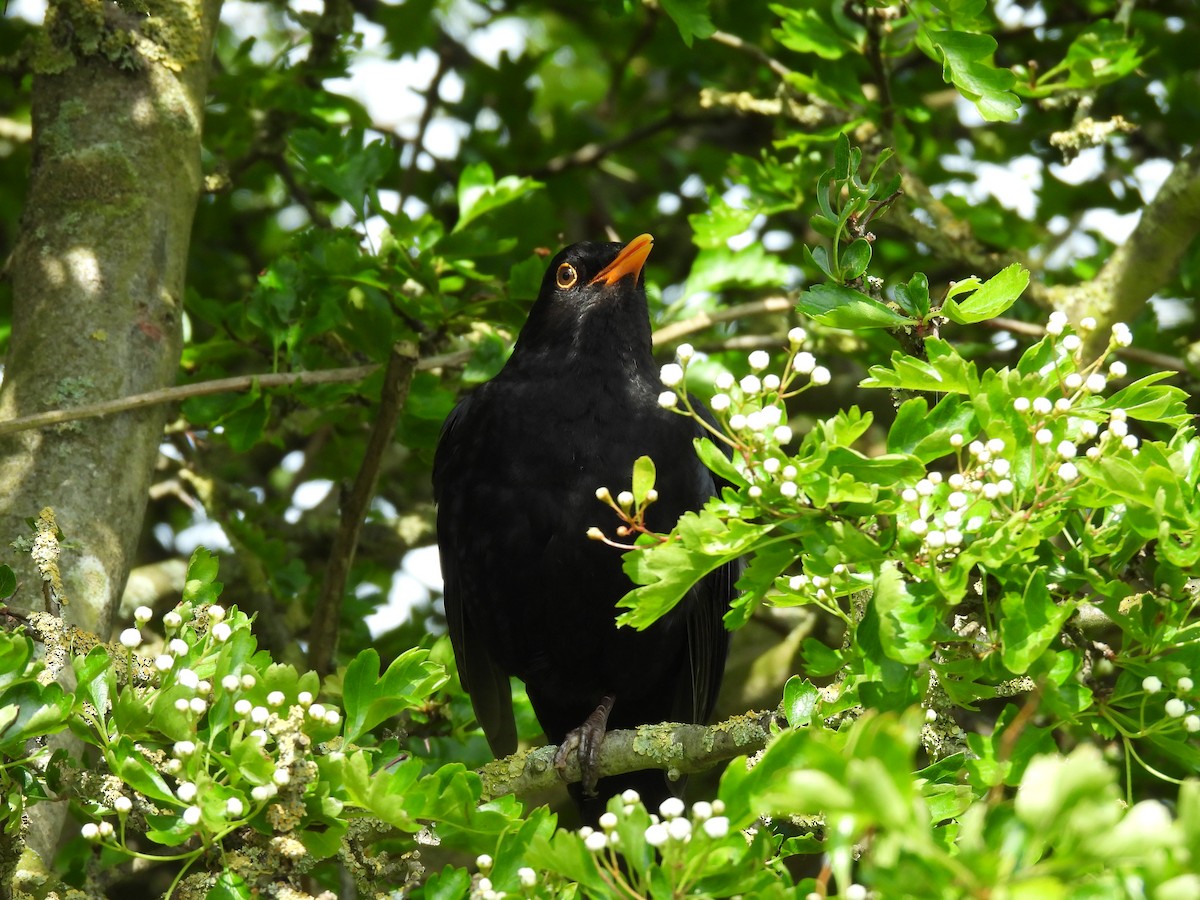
[
  {"xmin": 1142, "ymin": 675, "xmax": 1199, "ymax": 734},
  {"xmin": 85, "ymin": 602, "xmax": 342, "ymax": 845},
  {"xmin": 657, "ymin": 327, "xmax": 827, "ymax": 493},
  {"xmin": 897, "ymin": 317, "xmax": 1140, "ymax": 562}
]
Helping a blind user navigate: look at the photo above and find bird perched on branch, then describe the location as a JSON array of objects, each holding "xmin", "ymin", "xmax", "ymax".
[{"xmin": 433, "ymin": 233, "xmax": 735, "ymax": 819}]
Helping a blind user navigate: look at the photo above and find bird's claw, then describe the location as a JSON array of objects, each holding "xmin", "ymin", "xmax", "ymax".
[{"xmin": 554, "ymin": 694, "xmax": 615, "ymax": 798}]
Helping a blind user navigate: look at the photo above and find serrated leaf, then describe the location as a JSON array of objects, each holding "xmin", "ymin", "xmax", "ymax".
[
  {"xmin": 659, "ymin": 0, "xmax": 715, "ymax": 46},
  {"xmin": 1000, "ymin": 571, "xmax": 1075, "ymax": 674},
  {"xmin": 941, "ymin": 263, "xmax": 1029, "ymax": 324},
  {"xmin": 799, "ymin": 283, "xmax": 912, "ymax": 329},
  {"xmin": 453, "ymin": 162, "xmax": 542, "ymax": 233},
  {"xmin": 928, "ymin": 30, "xmax": 1020, "ymax": 122},
  {"xmin": 771, "ymin": 3, "xmax": 848, "ymax": 60}
]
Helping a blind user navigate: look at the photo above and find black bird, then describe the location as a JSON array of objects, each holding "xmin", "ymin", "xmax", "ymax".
[{"xmin": 433, "ymin": 234, "xmax": 735, "ymax": 818}]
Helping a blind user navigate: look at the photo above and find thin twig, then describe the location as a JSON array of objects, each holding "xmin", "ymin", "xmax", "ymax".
[
  {"xmin": 987, "ymin": 317, "xmax": 1190, "ymax": 373},
  {"xmin": 709, "ymin": 28, "xmax": 793, "ymax": 81},
  {"xmin": 0, "ymin": 350, "xmax": 471, "ymax": 438},
  {"xmin": 651, "ymin": 296, "xmax": 794, "ymax": 345},
  {"xmin": 308, "ymin": 343, "xmax": 420, "ymax": 677}
]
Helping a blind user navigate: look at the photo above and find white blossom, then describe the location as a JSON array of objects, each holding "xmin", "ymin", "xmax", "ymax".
[
  {"xmin": 119, "ymin": 628, "xmax": 141, "ymax": 649},
  {"xmin": 1085, "ymin": 373, "xmax": 1106, "ymax": 393},
  {"xmin": 715, "ymin": 371, "xmax": 735, "ymax": 391},
  {"xmin": 710, "ymin": 393, "xmax": 731, "ymax": 412},
  {"xmin": 788, "ymin": 326, "xmax": 807, "ymax": 345},
  {"xmin": 1058, "ymin": 462, "xmax": 1079, "ymax": 481},
  {"xmin": 183, "ymin": 806, "xmax": 201, "ymax": 826},
  {"xmin": 268, "ymin": 691, "xmax": 286, "ymax": 707},
  {"xmin": 134, "ymin": 606, "xmax": 153, "ymax": 625},
  {"xmin": 740, "ymin": 374, "xmax": 762, "ymax": 394},
  {"xmin": 748, "ymin": 350, "xmax": 770, "ymax": 371},
  {"xmin": 584, "ymin": 831, "xmax": 608, "ymax": 852},
  {"xmin": 1109, "ymin": 360, "xmax": 1128, "ymax": 378},
  {"xmin": 1035, "ymin": 428, "xmax": 1053, "ymax": 445},
  {"xmin": 163, "ymin": 611, "xmax": 183, "ymax": 630},
  {"xmin": 1013, "ymin": 397, "xmax": 1031, "ymax": 413},
  {"xmin": 81, "ymin": 823, "xmax": 100, "ymax": 840},
  {"xmin": 177, "ymin": 782, "xmax": 198, "ymax": 802},
  {"xmin": 1143, "ymin": 676, "xmax": 1163, "ymax": 693},
  {"xmin": 1032, "ymin": 397, "xmax": 1053, "ymax": 415},
  {"xmin": 1165, "ymin": 698, "xmax": 1186, "ymax": 718},
  {"xmin": 793, "ymin": 351, "xmax": 816, "ymax": 374},
  {"xmin": 811, "ymin": 366, "xmax": 831, "ymax": 386},
  {"xmin": 208, "ymin": 605, "xmax": 226, "ymax": 622},
  {"xmin": 676, "ymin": 343, "xmax": 694, "ymax": 362},
  {"xmin": 657, "ymin": 391, "xmax": 678, "ymax": 409},
  {"xmin": 226, "ymin": 797, "xmax": 245, "ymax": 817},
  {"xmin": 644, "ymin": 823, "xmax": 668, "ymax": 846},
  {"xmin": 660, "ymin": 363, "xmax": 684, "ymax": 387},
  {"xmin": 212, "ymin": 622, "xmax": 232, "ymax": 642}
]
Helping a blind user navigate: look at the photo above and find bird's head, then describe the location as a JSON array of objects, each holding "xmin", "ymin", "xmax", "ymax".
[{"xmin": 510, "ymin": 234, "xmax": 656, "ymax": 371}]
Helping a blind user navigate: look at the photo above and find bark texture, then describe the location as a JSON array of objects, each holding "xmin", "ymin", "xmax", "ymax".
[{"xmin": 0, "ymin": 0, "xmax": 223, "ymax": 874}]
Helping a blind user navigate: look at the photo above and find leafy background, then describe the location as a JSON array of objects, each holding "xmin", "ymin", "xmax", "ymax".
[{"xmin": 1, "ymin": 0, "xmax": 1199, "ymax": 897}]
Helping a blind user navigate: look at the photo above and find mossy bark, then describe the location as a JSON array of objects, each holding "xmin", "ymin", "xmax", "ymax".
[{"xmin": 0, "ymin": 0, "xmax": 223, "ymax": 879}]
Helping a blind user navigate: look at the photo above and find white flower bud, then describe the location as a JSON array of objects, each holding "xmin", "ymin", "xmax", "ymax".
[
  {"xmin": 1165, "ymin": 698, "xmax": 1186, "ymax": 718},
  {"xmin": 182, "ymin": 806, "xmax": 201, "ymax": 826},
  {"xmin": 134, "ymin": 606, "xmax": 153, "ymax": 625},
  {"xmin": 793, "ymin": 352, "xmax": 815, "ymax": 374},
  {"xmin": 644, "ymin": 822, "xmax": 668, "ymax": 846},
  {"xmin": 163, "ymin": 610, "xmax": 183, "ymax": 630},
  {"xmin": 657, "ymin": 391, "xmax": 678, "ymax": 409},
  {"xmin": 212, "ymin": 622, "xmax": 232, "ymax": 642},
  {"xmin": 119, "ymin": 628, "xmax": 141, "ymax": 649},
  {"xmin": 740, "ymin": 374, "xmax": 762, "ymax": 394},
  {"xmin": 788, "ymin": 326, "xmax": 807, "ymax": 345},
  {"xmin": 676, "ymin": 343, "xmax": 694, "ymax": 362},
  {"xmin": 660, "ymin": 363, "xmax": 684, "ymax": 387},
  {"xmin": 208, "ymin": 605, "xmax": 226, "ymax": 622},
  {"xmin": 1058, "ymin": 462, "xmax": 1078, "ymax": 481},
  {"xmin": 267, "ymin": 691, "xmax": 286, "ymax": 708},
  {"xmin": 81, "ymin": 823, "xmax": 100, "ymax": 840},
  {"xmin": 811, "ymin": 366, "xmax": 831, "ymax": 385},
  {"xmin": 1032, "ymin": 397, "xmax": 1053, "ymax": 415},
  {"xmin": 748, "ymin": 350, "xmax": 770, "ymax": 371},
  {"xmin": 1013, "ymin": 397, "xmax": 1031, "ymax": 412},
  {"xmin": 177, "ymin": 782, "xmax": 198, "ymax": 802},
  {"xmin": 1143, "ymin": 676, "xmax": 1163, "ymax": 693}
]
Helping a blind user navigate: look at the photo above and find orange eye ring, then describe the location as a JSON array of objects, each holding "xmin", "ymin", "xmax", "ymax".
[{"xmin": 556, "ymin": 263, "xmax": 578, "ymax": 289}]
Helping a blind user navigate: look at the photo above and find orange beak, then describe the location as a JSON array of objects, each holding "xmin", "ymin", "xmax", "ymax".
[{"xmin": 588, "ymin": 233, "xmax": 654, "ymax": 286}]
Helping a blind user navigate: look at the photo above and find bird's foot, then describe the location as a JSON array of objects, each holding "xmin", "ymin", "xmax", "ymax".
[{"xmin": 554, "ymin": 694, "xmax": 615, "ymax": 797}]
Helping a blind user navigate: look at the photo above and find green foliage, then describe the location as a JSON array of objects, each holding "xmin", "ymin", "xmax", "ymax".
[{"xmin": 4, "ymin": 0, "xmax": 1200, "ymax": 897}]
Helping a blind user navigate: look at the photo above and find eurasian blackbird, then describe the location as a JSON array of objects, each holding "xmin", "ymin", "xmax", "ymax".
[{"xmin": 433, "ymin": 233, "xmax": 735, "ymax": 819}]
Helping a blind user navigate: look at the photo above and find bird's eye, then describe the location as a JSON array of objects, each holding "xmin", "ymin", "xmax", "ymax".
[{"xmin": 555, "ymin": 263, "xmax": 578, "ymax": 289}]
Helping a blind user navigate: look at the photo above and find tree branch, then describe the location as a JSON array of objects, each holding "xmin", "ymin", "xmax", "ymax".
[
  {"xmin": 651, "ymin": 297, "xmax": 794, "ymax": 345},
  {"xmin": 307, "ymin": 343, "xmax": 419, "ymax": 677},
  {"xmin": 0, "ymin": 350, "xmax": 471, "ymax": 438},
  {"xmin": 1048, "ymin": 146, "xmax": 1200, "ymax": 357},
  {"xmin": 477, "ymin": 710, "xmax": 780, "ymax": 801}
]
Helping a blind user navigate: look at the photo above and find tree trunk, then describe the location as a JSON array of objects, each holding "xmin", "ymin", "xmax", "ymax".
[{"xmin": 0, "ymin": 0, "xmax": 223, "ymax": 876}]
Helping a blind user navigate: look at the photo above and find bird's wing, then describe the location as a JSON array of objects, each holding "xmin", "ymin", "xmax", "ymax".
[
  {"xmin": 433, "ymin": 394, "xmax": 518, "ymax": 756},
  {"xmin": 682, "ymin": 547, "xmax": 738, "ymax": 725}
]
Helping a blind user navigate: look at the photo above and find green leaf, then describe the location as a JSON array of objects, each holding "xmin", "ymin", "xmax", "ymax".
[
  {"xmin": 207, "ymin": 872, "xmax": 252, "ymax": 900},
  {"xmin": 453, "ymin": 162, "xmax": 542, "ymax": 233},
  {"xmin": 798, "ymin": 283, "xmax": 912, "ymax": 329},
  {"xmin": 841, "ymin": 238, "xmax": 872, "ymax": 280},
  {"xmin": 0, "ymin": 565, "xmax": 14, "ymax": 600},
  {"xmin": 659, "ymin": 0, "xmax": 715, "ymax": 46},
  {"xmin": 772, "ymin": 4, "xmax": 848, "ymax": 60},
  {"xmin": 783, "ymin": 676, "xmax": 821, "ymax": 727},
  {"xmin": 940, "ymin": 263, "xmax": 1029, "ymax": 324},
  {"xmin": 873, "ymin": 563, "xmax": 936, "ymax": 664},
  {"xmin": 341, "ymin": 648, "xmax": 448, "ymax": 746},
  {"xmin": 1000, "ymin": 571, "xmax": 1075, "ymax": 674},
  {"xmin": 927, "ymin": 30, "xmax": 1020, "ymax": 122},
  {"xmin": 694, "ymin": 437, "xmax": 746, "ymax": 487},
  {"xmin": 631, "ymin": 455, "xmax": 656, "ymax": 505},
  {"xmin": 685, "ymin": 244, "xmax": 790, "ymax": 297}
]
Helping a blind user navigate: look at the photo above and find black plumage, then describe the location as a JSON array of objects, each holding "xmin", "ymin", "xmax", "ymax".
[{"xmin": 433, "ymin": 233, "xmax": 735, "ymax": 816}]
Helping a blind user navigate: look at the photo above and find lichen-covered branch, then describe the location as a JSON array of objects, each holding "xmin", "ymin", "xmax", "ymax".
[{"xmin": 478, "ymin": 710, "xmax": 780, "ymax": 802}]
